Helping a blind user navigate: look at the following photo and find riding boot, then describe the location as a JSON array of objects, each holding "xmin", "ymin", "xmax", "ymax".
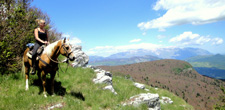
[{"xmin": 31, "ymin": 56, "xmax": 36, "ymax": 75}]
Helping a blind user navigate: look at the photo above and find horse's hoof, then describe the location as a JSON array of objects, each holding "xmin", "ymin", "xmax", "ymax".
[
  {"xmin": 51, "ymin": 94, "xmax": 55, "ymax": 97},
  {"xmin": 25, "ymin": 88, "xmax": 29, "ymax": 91},
  {"xmin": 43, "ymin": 92, "xmax": 47, "ymax": 98}
]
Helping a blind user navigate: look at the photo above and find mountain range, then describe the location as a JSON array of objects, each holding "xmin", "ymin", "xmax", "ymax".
[
  {"xmin": 89, "ymin": 47, "xmax": 225, "ymax": 79},
  {"xmin": 89, "ymin": 47, "xmax": 212, "ymax": 63},
  {"xmin": 89, "ymin": 55, "xmax": 160, "ymax": 66}
]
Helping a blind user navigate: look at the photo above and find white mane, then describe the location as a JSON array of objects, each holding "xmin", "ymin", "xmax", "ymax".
[
  {"xmin": 43, "ymin": 40, "xmax": 61, "ymax": 56},
  {"xmin": 43, "ymin": 39, "xmax": 71, "ymax": 56}
]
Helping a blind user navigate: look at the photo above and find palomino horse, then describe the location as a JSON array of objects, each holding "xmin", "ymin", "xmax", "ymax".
[{"xmin": 23, "ymin": 38, "xmax": 75, "ymax": 97}]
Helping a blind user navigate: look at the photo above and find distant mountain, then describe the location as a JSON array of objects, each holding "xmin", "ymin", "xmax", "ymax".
[
  {"xmin": 100, "ymin": 59, "xmax": 225, "ymax": 110},
  {"xmin": 89, "ymin": 56, "xmax": 106, "ymax": 62},
  {"xmin": 89, "ymin": 47, "xmax": 212, "ymax": 66},
  {"xmin": 185, "ymin": 54, "xmax": 225, "ymax": 70},
  {"xmin": 89, "ymin": 55, "xmax": 160, "ymax": 66},
  {"xmin": 108, "ymin": 47, "xmax": 212, "ymax": 60}
]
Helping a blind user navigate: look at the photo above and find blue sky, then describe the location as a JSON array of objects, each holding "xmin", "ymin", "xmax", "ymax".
[{"xmin": 31, "ymin": 0, "xmax": 225, "ymax": 57}]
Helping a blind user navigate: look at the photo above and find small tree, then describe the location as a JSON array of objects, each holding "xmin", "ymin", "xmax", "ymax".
[{"xmin": 0, "ymin": 0, "xmax": 62, "ymax": 74}]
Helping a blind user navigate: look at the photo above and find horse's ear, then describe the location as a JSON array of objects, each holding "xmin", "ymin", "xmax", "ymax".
[{"xmin": 63, "ymin": 38, "xmax": 66, "ymax": 43}]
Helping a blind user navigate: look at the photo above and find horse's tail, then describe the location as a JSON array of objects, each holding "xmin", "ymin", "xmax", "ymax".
[
  {"xmin": 21, "ymin": 51, "xmax": 26, "ymax": 76},
  {"xmin": 21, "ymin": 56, "xmax": 25, "ymax": 77}
]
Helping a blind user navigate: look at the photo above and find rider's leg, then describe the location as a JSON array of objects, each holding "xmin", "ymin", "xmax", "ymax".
[{"xmin": 31, "ymin": 43, "xmax": 40, "ymax": 75}]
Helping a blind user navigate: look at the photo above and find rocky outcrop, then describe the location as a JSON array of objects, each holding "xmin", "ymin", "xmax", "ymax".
[
  {"xmin": 160, "ymin": 96, "xmax": 173, "ymax": 104},
  {"xmin": 65, "ymin": 45, "xmax": 89, "ymax": 67},
  {"xmin": 93, "ymin": 69, "xmax": 112, "ymax": 85},
  {"xmin": 91, "ymin": 67, "xmax": 117, "ymax": 95},
  {"xmin": 134, "ymin": 82, "xmax": 145, "ymax": 89},
  {"xmin": 134, "ymin": 82, "xmax": 150, "ymax": 91},
  {"xmin": 123, "ymin": 93, "xmax": 160, "ymax": 110}
]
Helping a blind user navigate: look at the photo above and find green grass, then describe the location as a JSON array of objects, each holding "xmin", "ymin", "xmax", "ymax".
[{"xmin": 0, "ymin": 63, "xmax": 193, "ymax": 110}]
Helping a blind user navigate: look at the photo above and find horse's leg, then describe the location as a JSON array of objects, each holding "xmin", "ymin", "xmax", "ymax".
[
  {"xmin": 41, "ymin": 71, "xmax": 47, "ymax": 97},
  {"xmin": 25, "ymin": 65, "xmax": 30, "ymax": 91},
  {"xmin": 37, "ymin": 70, "xmax": 41, "ymax": 84},
  {"xmin": 50, "ymin": 71, "xmax": 56, "ymax": 96}
]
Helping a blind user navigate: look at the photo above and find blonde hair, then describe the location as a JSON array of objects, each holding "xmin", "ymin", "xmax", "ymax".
[{"xmin": 35, "ymin": 19, "xmax": 45, "ymax": 25}]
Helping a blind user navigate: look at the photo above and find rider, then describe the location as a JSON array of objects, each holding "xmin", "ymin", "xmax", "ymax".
[{"xmin": 31, "ymin": 19, "xmax": 49, "ymax": 75}]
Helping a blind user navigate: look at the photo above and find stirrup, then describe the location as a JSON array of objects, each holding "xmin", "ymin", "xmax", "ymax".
[{"xmin": 31, "ymin": 68, "xmax": 36, "ymax": 75}]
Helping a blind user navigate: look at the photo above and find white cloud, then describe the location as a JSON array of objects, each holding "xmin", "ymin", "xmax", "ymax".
[
  {"xmin": 169, "ymin": 31, "xmax": 223, "ymax": 45},
  {"xmin": 62, "ymin": 33, "xmax": 82, "ymax": 45},
  {"xmin": 129, "ymin": 39, "xmax": 142, "ymax": 43},
  {"xmin": 211, "ymin": 38, "xmax": 223, "ymax": 45},
  {"xmin": 69, "ymin": 37, "xmax": 82, "ymax": 45},
  {"xmin": 86, "ymin": 43, "xmax": 162, "ymax": 57},
  {"xmin": 138, "ymin": 0, "xmax": 225, "ymax": 30}
]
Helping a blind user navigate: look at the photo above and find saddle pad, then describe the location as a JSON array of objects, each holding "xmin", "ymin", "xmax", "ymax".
[
  {"xmin": 28, "ymin": 45, "xmax": 46, "ymax": 56},
  {"xmin": 26, "ymin": 52, "xmax": 39, "ymax": 60}
]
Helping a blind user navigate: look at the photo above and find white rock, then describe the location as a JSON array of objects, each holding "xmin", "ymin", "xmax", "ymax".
[
  {"xmin": 96, "ymin": 72, "xmax": 106, "ymax": 80},
  {"xmin": 93, "ymin": 75, "xmax": 112, "ymax": 85},
  {"xmin": 160, "ymin": 96, "xmax": 173, "ymax": 104},
  {"xmin": 94, "ymin": 69, "xmax": 101, "ymax": 73},
  {"xmin": 103, "ymin": 85, "xmax": 117, "ymax": 95},
  {"xmin": 134, "ymin": 82, "xmax": 145, "ymax": 89},
  {"xmin": 145, "ymin": 89, "xmax": 150, "ymax": 91},
  {"xmin": 123, "ymin": 93, "xmax": 160, "ymax": 110},
  {"xmin": 70, "ymin": 44, "xmax": 89, "ymax": 67},
  {"xmin": 98, "ymin": 76, "xmax": 112, "ymax": 84}
]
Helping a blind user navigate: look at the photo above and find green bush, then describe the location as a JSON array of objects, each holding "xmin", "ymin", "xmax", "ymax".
[{"xmin": 0, "ymin": 0, "xmax": 62, "ymax": 74}]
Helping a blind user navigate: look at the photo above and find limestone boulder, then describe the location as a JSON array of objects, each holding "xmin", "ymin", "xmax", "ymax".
[
  {"xmin": 134, "ymin": 82, "xmax": 145, "ymax": 89},
  {"xmin": 123, "ymin": 93, "xmax": 160, "ymax": 110}
]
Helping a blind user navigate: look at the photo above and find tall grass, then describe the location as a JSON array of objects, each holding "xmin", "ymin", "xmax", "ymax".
[{"xmin": 0, "ymin": 63, "xmax": 193, "ymax": 110}]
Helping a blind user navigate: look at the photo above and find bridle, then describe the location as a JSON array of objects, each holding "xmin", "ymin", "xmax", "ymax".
[
  {"xmin": 62, "ymin": 43, "xmax": 74, "ymax": 58},
  {"xmin": 47, "ymin": 42, "xmax": 74, "ymax": 64},
  {"xmin": 45, "ymin": 42, "xmax": 74, "ymax": 76}
]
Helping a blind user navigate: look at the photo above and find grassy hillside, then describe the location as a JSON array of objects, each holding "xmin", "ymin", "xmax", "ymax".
[
  {"xmin": 100, "ymin": 59, "xmax": 225, "ymax": 110},
  {"xmin": 0, "ymin": 63, "xmax": 193, "ymax": 110},
  {"xmin": 186, "ymin": 54, "xmax": 225, "ymax": 70}
]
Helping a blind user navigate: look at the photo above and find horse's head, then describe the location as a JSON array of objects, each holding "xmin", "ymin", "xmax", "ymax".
[{"xmin": 60, "ymin": 38, "xmax": 75, "ymax": 61}]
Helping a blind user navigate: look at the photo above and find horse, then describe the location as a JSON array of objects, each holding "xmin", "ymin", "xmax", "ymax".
[{"xmin": 23, "ymin": 38, "xmax": 75, "ymax": 97}]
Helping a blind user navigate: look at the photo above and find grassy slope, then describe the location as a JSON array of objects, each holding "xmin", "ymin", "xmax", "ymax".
[{"xmin": 0, "ymin": 63, "xmax": 193, "ymax": 110}]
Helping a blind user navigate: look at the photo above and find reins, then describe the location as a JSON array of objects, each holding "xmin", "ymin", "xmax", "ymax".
[{"xmin": 41, "ymin": 42, "xmax": 74, "ymax": 76}]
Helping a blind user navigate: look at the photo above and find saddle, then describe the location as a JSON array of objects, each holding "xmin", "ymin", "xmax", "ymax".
[{"xmin": 26, "ymin": 43, "xmax": 46, "ymax": 60}]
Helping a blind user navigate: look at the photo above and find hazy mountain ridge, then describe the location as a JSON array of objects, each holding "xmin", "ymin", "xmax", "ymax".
[
  {"xmin": 89, "ymin": 55, "xmax": 160, "ymax": 66},
  {"xmin": 89, "ymin": 47, "xmax": 212, "ymax": 66},
  {"xmin": 99, "ymin": 59, "xmax": 225, "ymax": 110},
  {"xmin": 185, "ymin": 54, "xmax": 225, "ymax": 69}
]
